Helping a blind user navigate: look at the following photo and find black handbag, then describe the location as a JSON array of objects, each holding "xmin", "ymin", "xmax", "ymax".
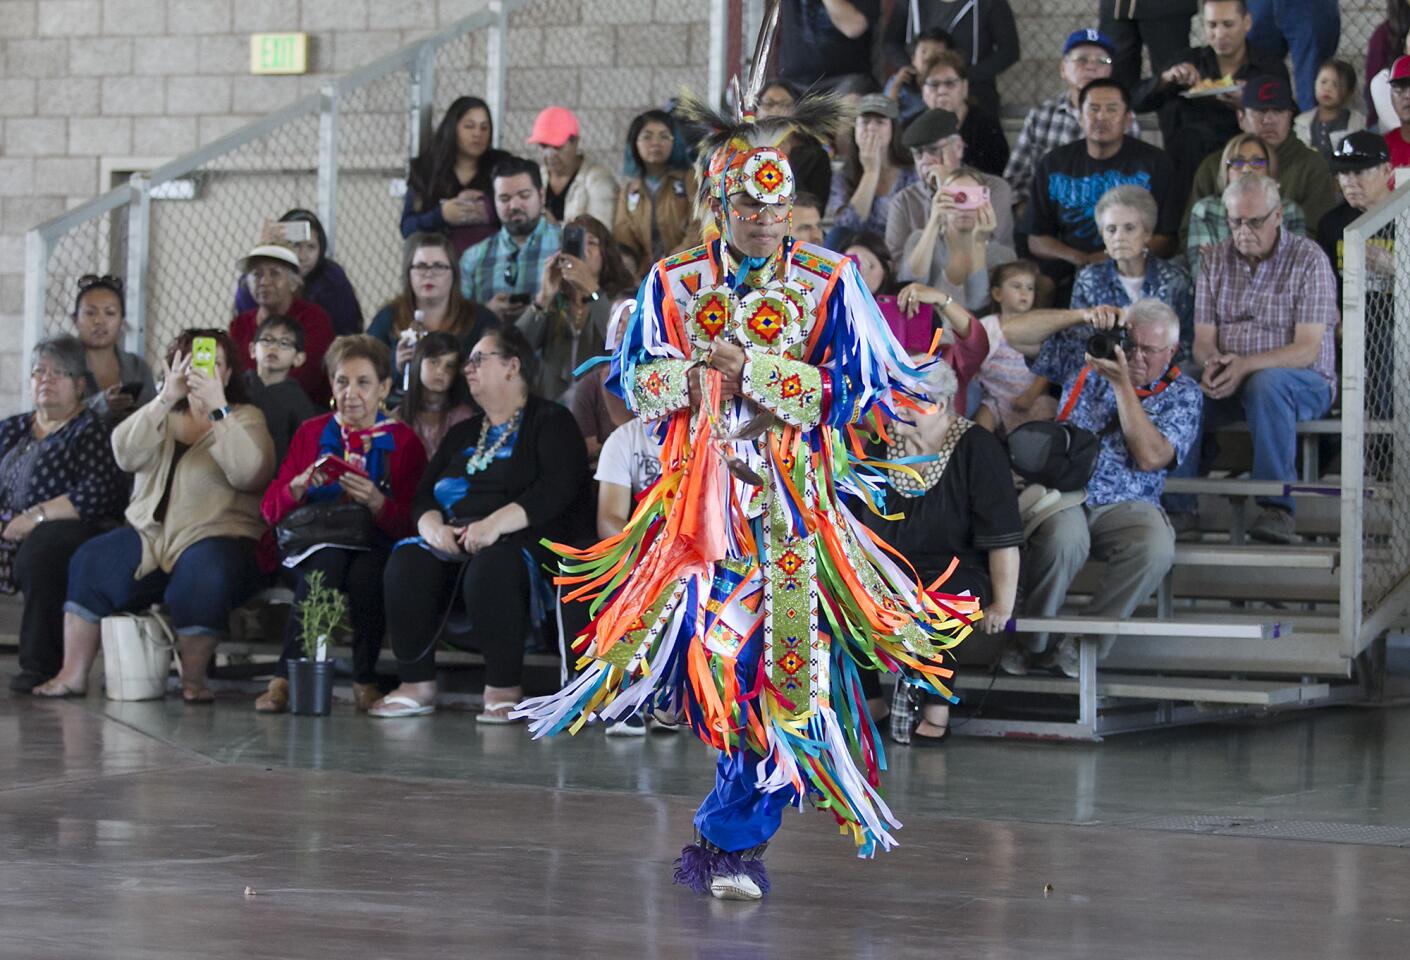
[
  {"xmin": 1005, "ymin": 421, "xmax": 1102, "ymax": 493},
  {"xmin": 275, "ymin": 501, "xmax": 375, "ymax": 555}
]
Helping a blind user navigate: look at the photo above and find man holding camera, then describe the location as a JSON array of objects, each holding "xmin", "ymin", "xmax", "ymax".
[
  {"xmin": 1189, "ymin": 174, "xmax": 1337, "ymax": 544},
  {"xmin": 1003, "ymin": 298, "xmax": 1202, "ymax": 677}
]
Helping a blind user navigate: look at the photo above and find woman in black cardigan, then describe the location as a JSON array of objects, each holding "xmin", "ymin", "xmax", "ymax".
[{"xmin": 370, "ymin": 325, "xmax": 591, "ymax": 720}]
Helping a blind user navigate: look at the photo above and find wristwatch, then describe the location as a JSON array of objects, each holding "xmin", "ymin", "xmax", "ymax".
[
  {"xmin": 209, "ymin": 405, "xmax": 233, "ymax": 422},
  {"xmin": 27, "ymin": 505, "xmax": 46, "ymax": 525},
  {"xmin": 938, "ymin": 293, "xmax": 954, "ymax": 310}
]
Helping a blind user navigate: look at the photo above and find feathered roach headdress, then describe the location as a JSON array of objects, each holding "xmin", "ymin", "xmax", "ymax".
[{"xmin": 674, "ymin": 0, "xmax": 849, "ymax": 233}]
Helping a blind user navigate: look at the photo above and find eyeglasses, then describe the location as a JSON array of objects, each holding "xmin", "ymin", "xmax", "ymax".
[
  {"xmin": 464, "ymin": 351, "xmax": 507, "ymax": 369},
  {"xmin": 1067, "ymin": 54, "xmax": 1113, "ymax": 67},
  {"xmin": 1226, "ymin": 157, "xmax": 1269, "ymax": 170},
  {"xmin": 254, "ymin": 336, "xmax": 299, "ymax": 350},
  {"xmin": 77, "ymin": 274, "xmax": 124, "ymax": 294},
  {"xmin": 410, "ymin": 262, "xmax": 452, "ymax": 276},
  {"xmin": 1128, "ymin": 343, "xmax": 1173, "ymax": 359},
  {"xmin": 502, "ymin": 249, "xmax": 520, "ymax": 288},
  {"xmin": 31, "ymin": 366, "xmax": 73, "ymax": 382},
  {"xmin": 923, "ymin": 78, "xmax": 962, "ymax": 90},
  {"xmin": 1226, "ymin": 209, "xmax": 1277, "ymax": 231}
]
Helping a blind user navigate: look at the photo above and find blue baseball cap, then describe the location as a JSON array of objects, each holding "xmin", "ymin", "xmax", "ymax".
[{"xmin": 1063, "ymin": 29, "xmax": 1115, "ymax": 57}]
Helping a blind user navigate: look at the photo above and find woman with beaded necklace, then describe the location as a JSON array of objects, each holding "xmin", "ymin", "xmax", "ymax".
[
  {"xmin": 370, "ymin": 324, "xmax": 591, "ymax": 719},
  {"xmin": 862, "ymin": 359, "xmax": 1023, "ymax": 744}
]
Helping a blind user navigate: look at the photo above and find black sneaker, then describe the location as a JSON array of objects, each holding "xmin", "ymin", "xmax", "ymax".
[{"xmin": 9, "ymin": 672, "xmax": 46, "ymax": 694}]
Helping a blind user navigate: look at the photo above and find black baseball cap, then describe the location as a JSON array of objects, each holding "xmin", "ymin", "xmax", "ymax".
[
  {"xmin": 1329, "ymin": 131, "xmax": 1391, "ymax": 173},
  {"xmin": 901, "ymin": 109, "xmax": 959, "ymax": 148},
  {"xmin": 1242, "ymin": 76, "xmax": 1295, "ymax": 112}
]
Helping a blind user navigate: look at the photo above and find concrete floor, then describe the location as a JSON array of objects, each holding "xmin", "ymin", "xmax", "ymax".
[{"xmin": 3, "ymin": 668, "xmax": 1410, "ymax": 958}]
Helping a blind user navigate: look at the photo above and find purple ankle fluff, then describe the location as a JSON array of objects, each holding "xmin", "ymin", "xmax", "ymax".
[{"xmin": 672, "ymin": 843, "xmax": 771, "ymax": 895}]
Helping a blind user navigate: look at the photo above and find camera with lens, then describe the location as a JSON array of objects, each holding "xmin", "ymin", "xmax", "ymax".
[{"xmin": 1086, "ymin": 325, "xmax": 1129, "ymax": 361}]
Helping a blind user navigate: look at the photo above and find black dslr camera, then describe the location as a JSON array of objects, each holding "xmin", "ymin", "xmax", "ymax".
[{"xmin": 1086, "ymin": 325, "xmax": 1129, "ymax": 361}]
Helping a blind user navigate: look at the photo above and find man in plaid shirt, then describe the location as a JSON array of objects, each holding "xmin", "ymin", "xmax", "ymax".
[
  {"xmin": 1190, "ymin": 174, "xmax": 1337, "ymax": 544},
  {"xmin": 459, "ymin": 155, "xmax": 562, "ymax": 323},
  {"xmin": 1003, "ymin": 29, "xmax": 1140, "ymax": 212}
]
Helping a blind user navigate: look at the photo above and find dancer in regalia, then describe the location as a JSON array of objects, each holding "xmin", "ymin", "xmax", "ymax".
[{"xmin": 515, "ymin": 10, "xmax": 979, "ymax": 902}]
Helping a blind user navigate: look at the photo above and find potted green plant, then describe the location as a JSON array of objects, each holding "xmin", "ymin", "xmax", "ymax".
[{"xmin": 287, "ymin": 570, "xmax": 349, "ymax": 716}]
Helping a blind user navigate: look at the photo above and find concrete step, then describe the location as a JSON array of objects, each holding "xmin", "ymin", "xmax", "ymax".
[{"xmin": 951, "ymin": 670, "xmax": 1332, "ymax": 706}]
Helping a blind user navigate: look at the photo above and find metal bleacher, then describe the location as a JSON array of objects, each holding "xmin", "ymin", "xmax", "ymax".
[{"xmin": 941, "ymin": 176, "xmax": 1410, "ymax": 740}]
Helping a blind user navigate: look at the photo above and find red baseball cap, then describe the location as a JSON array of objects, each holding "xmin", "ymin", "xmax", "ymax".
[
  {"xmin": 1391, "ymin": 55, "xmax": 1410, "ymax": 86},
  {"xmin": 527, "ymin": 106, "xmax": 580, "ymax": 147}
]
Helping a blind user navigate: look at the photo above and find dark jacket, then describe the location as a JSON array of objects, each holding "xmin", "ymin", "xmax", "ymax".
[
  {"xmin": 413, "ymin": 394, "xmax": 592, "ymax": 546},
  {"xmin": 1101, "ymin": 0, "xmax": 1196, "ymax": 20}
]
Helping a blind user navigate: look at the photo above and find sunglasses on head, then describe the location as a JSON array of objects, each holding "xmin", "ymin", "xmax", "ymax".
[{"xmin": 77, "ymin": 274, "xmax": 124, "ymax": 294}]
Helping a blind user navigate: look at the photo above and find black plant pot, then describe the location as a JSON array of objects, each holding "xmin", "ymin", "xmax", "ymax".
[{"xmin": 288, "ymin": 658, "xmax": 336, "ymax": 716}]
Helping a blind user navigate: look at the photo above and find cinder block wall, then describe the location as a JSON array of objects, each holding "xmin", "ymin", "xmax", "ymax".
[{"xmin": 0, "ymin": 0, "xmax": 710, "ymax": 416}]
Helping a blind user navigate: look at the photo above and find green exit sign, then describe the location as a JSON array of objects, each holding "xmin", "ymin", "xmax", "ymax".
[{"xmin": 250, "ymin": 33, "xmax": 308, "ymax": 75}]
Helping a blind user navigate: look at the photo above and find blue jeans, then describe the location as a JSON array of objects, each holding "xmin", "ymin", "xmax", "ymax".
[
  {"xmin": 1178, "ymin": 368, "xmax": 1332, "ymax": 514},
  {"xmin": 65, "ymin": 526, "xmax": 261, "ymax": 636},
  {"xmin": 1246, "ymin": 0, "xmax": 1340, "ymax": 113}
]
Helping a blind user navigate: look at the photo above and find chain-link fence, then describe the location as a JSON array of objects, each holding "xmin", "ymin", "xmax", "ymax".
[
  {"xmin": 21, "ymin": 2, "xmax": 535, "ymax": 374},
  {"xmin": 1342, "ymin": 196, "xmax": 1410, "ymax": 650}
]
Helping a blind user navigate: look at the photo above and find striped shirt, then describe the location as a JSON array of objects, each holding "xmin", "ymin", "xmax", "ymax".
[
  {"xmin": 458, "ymin": 217, "xmax": 561, "ymax": 304},
  {"xmin": 1195, "ymin": 229, "xmax": 1339, "ymax": 397}
]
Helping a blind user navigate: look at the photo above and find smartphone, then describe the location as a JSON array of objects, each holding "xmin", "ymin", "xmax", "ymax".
[
  {"xmin": 561, "ymin": 224, "xmax": 586, "ymax": 260},
  {"xmin": 941, "ymin": 185, "xmax": 990, "ymax": 211},
  {"xmin": 119, "ymin": 382, "xmax": 144, "ymax": 399},
  {"xmin": 312, "ymin": 453, "xmax": 369, "ymax": 482},
  {"xmin": 191, "ymin": 336, "xmax": 218, "ymax": 379},
  {"xmin": 278, "ymin": 220, "xmax": 312, "ymax": 244},
  {"xmin": 508, "ymin": 293, "xmax": 532, "ymax": 306}
]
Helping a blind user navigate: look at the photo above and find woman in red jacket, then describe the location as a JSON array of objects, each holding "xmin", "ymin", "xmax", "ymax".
[{"xmin": 256, "ymin": 335, "xmax": 427, "ymax": 713}]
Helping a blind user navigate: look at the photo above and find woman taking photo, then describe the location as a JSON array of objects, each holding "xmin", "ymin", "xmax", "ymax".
[
  {"xmin": 899, "ymin": 167, "xmax": 1015, "ymax": 312},
  {"xmin": 1, "ymin": 336, "xmax": 127, "ymax": 693},
  {"xmin": 826, "ymin": 95, "xmax": 918, "ymax": 249},
  {"xmin": 234, "ymin": 209, "xmax": 363, "ymax": 336},
  {"xmin": 370, "ymin": 325, "xmax": 591, "ymax": 720},
  {"xmin": 395, "ymin": 331, "xmax": 475, "ymax": 458},
  {"xmin": 256, "ymin": 336, "xmax": 428, "ymax": 714},
  {"xmin": 35, "ymin": 329, "xmax": 275, "ymax": 701},
  {"xmin": 368, "ymin": 232, "xmax": 499, "ymax": 391},
  {"xmin": 518, "ymin": 215, "xmax": 635, "ymax": 403},
  {"xmin": 401, "ymin": 97, "xmax": 511, "ymax": 256},
  {"xmin": 72, "ymin": 275, "xmax": 155, "ymax": 423},
  {"xmin": 863, "ymin": 359, "xmax": 1023, "ymax": 743},
  {"xmin": 613, "ymin": 110, "xmax": 699, "ymax": 268}
]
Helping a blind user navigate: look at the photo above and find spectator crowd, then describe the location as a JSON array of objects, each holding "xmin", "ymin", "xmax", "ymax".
[{"xmin": 0, "ymin": 0, "xmax": 1389, "ymax": 738}]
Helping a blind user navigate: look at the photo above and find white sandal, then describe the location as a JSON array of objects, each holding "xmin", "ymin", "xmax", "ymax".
[
  {"xmin": 476, "ymin": 700, "xmax": 520, "ymax": 725},
  {"xmin": 368, "ymin": 694, "xmax": 435, "ymax": 719}
]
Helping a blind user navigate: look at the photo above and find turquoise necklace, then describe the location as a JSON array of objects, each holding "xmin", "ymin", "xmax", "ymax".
[{"xmin": 465, "ymin": 406, "xmax": 523, "ymax": 476}]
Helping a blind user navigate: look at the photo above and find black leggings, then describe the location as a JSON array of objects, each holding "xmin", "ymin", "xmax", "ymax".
[
  {"xmin": 12, "ymin": 519, "xmax": 105, "ymax": 679},
  {"xmin": 278, "ymin": 546, "xmax": 389, "ymax": 684},
  {"xmin": 383, "ymin": 537, "xmax": 536, "ymax": 687}
]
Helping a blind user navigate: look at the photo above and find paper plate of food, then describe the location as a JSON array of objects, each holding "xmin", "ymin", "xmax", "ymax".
[{"xmin": 1182, "ymin": 76, "xmax": 1241, "ymax": 98}]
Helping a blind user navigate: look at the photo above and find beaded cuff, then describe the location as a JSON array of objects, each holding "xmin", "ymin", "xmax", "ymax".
[
  {"xmin": 630, "ymin": 358, "xmax": 694, "ymax": 422},
  {"xmin": 740, "ymin": 353, "xmax": 822, "ymax": 428}
]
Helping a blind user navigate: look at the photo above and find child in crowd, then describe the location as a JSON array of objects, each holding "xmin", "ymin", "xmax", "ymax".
[
  {"xmin": 974, "ymin": 261, "xmax": 1056, "ymax": 435},
  {"xmin": 394, "ymin": 331, "xmax": 474, "ymax": 459},
  {"xmin": 1295, "ymin": 59, "xmax": 1366, "ymax": 161},
  {"xmin": 884, "ymin": 27, "xmax": 954, "ymax": 128},
  {"xmin": 243, "ymin": 314, "xmax": 318, "ymax": 463}
]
